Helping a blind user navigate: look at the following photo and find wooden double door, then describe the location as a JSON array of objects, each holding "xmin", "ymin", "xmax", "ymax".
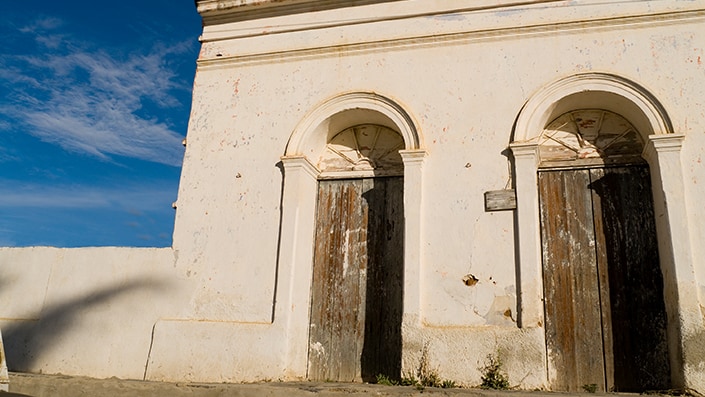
[
  {"xmin": 307, "ymin": 177, "xmax": 403, "ymax": 382},
  {"xmin": 539, "ymin": 165, "xmax": 670, "ymax": 392}
]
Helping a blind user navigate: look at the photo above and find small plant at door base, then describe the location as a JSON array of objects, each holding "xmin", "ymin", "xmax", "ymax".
[
  {"xmin": 479, "ymin": 352, "xmax": 510, "ymax": 390},
  {"xmin": 398, "ymin": 371, "xmax": 457, "ymax": 390},
  {"xmin": 418, "ymin": 345, "xmax": 438, "ymax": 387},
  {"xmin": 400, "ymin": 372, "xmax": 418, "ymax": 387},
  {"xmin": 399, "ymin": 342, "xmax": 458, "ymax": 389},
  {"xmin": 582, "ymin": 383, "xmax": 598, "ymax": 393},
  {"xmin": 642, "ymin": 388, "xmax": 702, "ymax": 396},
  {"xmin": 417, "ymin": 342, "xmax": 442, "ymax": 388},
  {"xmin": 375, "ymin": 374, "xmax": 398, "ymax": 386}
]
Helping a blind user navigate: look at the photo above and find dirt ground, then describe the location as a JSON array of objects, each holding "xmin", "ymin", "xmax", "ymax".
[{"xmin": 6, "ymin": 372, "xmax": 603, "ymax": 397}]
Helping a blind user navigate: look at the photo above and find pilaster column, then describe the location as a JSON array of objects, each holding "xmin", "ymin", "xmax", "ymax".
[
  {"xmin": 399, "ymin": 149, "xmax": 427, "ymax": 325},
  {"xmin": 276, "ymin": 155, "xmax": 319, "ymax": 377},
  {"xmin": 508, "ymin": 142, "xmax": 544, "ymax": 328},
  {"xmin": 643, "ymin": 134, "xmax": 702, "ymax": 389}
]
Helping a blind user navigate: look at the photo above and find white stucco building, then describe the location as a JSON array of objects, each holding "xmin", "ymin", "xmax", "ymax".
[{"xmin": 2, "ymin": 0, "xmax": 705, "ymax": 392}]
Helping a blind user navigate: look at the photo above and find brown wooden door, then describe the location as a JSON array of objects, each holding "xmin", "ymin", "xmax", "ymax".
[
  {"xmin": 539, "ymin": 165, "xmax": 670, "ymax": 392},
  {"xmin": 308, "ymin": 177, "xmax": 403, "ymax": 382}
]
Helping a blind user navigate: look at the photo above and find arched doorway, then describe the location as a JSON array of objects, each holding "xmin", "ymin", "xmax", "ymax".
[
  {"xmin": 509, "ymin": 73, "xmax": 699, "ymax": 391},
  {"xmin": 276, "ymin": 92, "xmax": 424, "ymax": 380},
  {"xmin": 537, "ymin": 110, "xmax": 670, "ymax": 392},
  {"xmin": 307, "ymin": 124, "xmax": 404, "ymax": 382}
]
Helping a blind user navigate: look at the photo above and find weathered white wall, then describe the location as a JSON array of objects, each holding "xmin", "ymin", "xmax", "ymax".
[
  {"xmin": 169, "ymin": 0, "xmax": 705, "ymax": 388},
  {"xmin": 0, "ymin": 247, "xmax": 187, "ymax": 379},
  {"xmin": 2, "ymin": 0, "xmax": 705, "ymax": 390}
]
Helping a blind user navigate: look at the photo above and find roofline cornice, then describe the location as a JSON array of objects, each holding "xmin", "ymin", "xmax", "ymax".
[{"xmin": 195, "ymin": 0, "xmax": 398, "ymax": 25}]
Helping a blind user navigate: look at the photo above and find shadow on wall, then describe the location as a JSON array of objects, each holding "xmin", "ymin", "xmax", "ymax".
[
  {"xmin": 588, "ymin": 167, "xmax": 670, "ymax": 391},
  {"xmin": 3, "ymin": 278, "xmax": 167, "ymax": 372},
  {"xmin": 360, "ymin": 177, "xmax": 403, "ymax": 382}
]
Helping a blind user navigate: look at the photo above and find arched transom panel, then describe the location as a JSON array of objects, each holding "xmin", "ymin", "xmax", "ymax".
[
  {"xmin": 318, "ymin": 124, "xmax": 404, "ymax": 178},
  {"xmin": 539, "ymin": 109, "xmax": 644, "ymax": 168}
]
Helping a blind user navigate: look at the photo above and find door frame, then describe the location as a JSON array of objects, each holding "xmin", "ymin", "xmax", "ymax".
[
  {"xmin": 275, "ymin": 92, "xmax": 426, "ymax": 378},
  {"xmin": 538, "ymin": 164, "xmax": 670, "ymax": 391},
  {"xmin": 509, "ymin": 73, "xmax": 698, "ymax": 389},
  {"xmin": 307, "ymin": 177, "xmax": 404, "ymax": 382}
]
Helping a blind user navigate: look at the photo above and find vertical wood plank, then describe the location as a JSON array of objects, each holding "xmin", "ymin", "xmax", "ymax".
[
  {"xmin": 309, "ymin": 180, "xmax": 337, "ymax": 380},
  {"xmin": 308, "ymin": 181, "xmax": 332, "ymax": 380},
  {"xmin": 360, "ymin": 177, "xmax": 404, "ymax": 381},
  {"xmin": 337, "ymin": 179, "xmax": 363, "ymax": 382},
  {"xmin": 539, "ymin": 170, "xmax": 605, "ymax": 392},
  {"xmin": 589, "ymin": 167, "xmax": 615, "ymax": 390},
  {"xmin": 383, "ymin": 177, "xmax": 404, "ymax": 380},
  {"xmin": 309, "ymin": 180, "xmax": 361, "ymax": 381},
  {"xmin": 589, "ymin": 166, "xmax": 670, "ymax": 392}
]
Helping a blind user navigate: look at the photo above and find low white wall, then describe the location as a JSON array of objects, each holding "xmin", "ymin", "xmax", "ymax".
[
  {"xmin": 0, "ymin": 247, "xmax": 187, "ymax": 380},
  {"xmin": 146, "ymin": 320, "xmax": 285, "ymax": 383}
]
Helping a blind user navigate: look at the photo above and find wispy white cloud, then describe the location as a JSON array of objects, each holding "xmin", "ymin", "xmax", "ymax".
[
  {"xmin": 35, "ymin": 34, "xmax": 66, "ymax": 49},
  {"xmin": 18, "ymin": 16, "xmax": 64, "ymax": 34},
  {"xmin": 0, "ymin": 179, "xmax": 176, "ymax": 210},
  {"xmin": 0, "ymin": 187, "xmax": 111, "ymax": 208},
  {"xmin": 0, "ymin": 18, "xmax": 194, "ymax": 167},
  {"xmin": 0, "ymin": 149, "xmax": 19, "ymax": 164},
  {"xmin": 17, "ymin": 16, "xmax": 67, "ymax": 50},
  {"xmin": 0, "ymin": 177, "xmax": 178, "ymax": 247}
]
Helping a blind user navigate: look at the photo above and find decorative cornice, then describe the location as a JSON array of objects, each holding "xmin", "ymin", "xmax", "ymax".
[
  {"xmin": 648, "ymin": 134, "xmax": 686, "ymax": 151},
  {"xmin": 280, "ymin": 155, "xmax": 320, "ymax": 179},
  {"xmin": 399, "ymin": 149, "xmax": 428, "ymax": 165},
  {"xmin": 196, "ymin": 0, "xmax": 397, "ymax": 25},
  {"xmin": 509, "ymin": 142, "xmax": 540, "ymax": 168},
  {"xmin": 642, "ymin": 134, "xmax": 686, "ymax": 164},
  {"xmin": 197, "ymin": 5, "xmax": 705, "ymax": 68}
]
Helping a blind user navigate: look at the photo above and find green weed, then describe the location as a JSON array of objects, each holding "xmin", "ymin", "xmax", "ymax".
[
  {"xmin": 479, "ymin": 352, "xmax": 510, "ymax": 390},
  {"xmin": 582, "ymin": 383, "xmax": 598, "ymax": 393}
]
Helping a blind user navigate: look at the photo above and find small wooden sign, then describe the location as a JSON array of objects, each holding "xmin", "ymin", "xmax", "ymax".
[{"xmin": 484, "ymin": 189, "xmax": 516, "ymax": 211}]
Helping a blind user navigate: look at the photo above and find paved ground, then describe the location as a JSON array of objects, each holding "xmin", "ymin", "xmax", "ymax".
[{"xmin": 4, "ymin": 372, "xmax": 625, "ymax": 397}]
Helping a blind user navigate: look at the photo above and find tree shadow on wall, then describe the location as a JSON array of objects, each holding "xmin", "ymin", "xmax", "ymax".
[{"xmin": 3, "ymin": 278, "xmax": 167, "ymax": 372}]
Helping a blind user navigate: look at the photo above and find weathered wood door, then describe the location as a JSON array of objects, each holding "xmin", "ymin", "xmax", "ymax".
[
  {"xmin": 308, "ymin": 176, "xmax": 403, "ymax": 382},
  {"xmin": 539, "ymin": 165, "xmax": 670, "ymax": 392}
]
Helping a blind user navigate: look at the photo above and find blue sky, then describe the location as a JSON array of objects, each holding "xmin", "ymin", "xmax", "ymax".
[{"xmin": 0, "ymin": 2, "xmax": 202, "ymax": 247}]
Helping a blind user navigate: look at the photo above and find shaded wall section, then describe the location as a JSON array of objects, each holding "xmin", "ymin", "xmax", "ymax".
[{"xmin": 0, "ymin": 247, "xmax": 187, "ymax": 380}]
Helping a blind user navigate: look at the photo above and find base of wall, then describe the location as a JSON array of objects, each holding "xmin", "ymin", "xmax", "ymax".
[
  {"xmin": 0, "ymin": 328, "xmax": 9, "ymax": 392},
  {"xmin": 145, "ymin": 319, "xmax": 288, "ymax": 383},
  {"xmin": 144, "ymin": 317, "xmax": 547, "ymax": 388},
  {"xmin": 402, "ymin": 319, "xmax": 547, "ymax": 389}
]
